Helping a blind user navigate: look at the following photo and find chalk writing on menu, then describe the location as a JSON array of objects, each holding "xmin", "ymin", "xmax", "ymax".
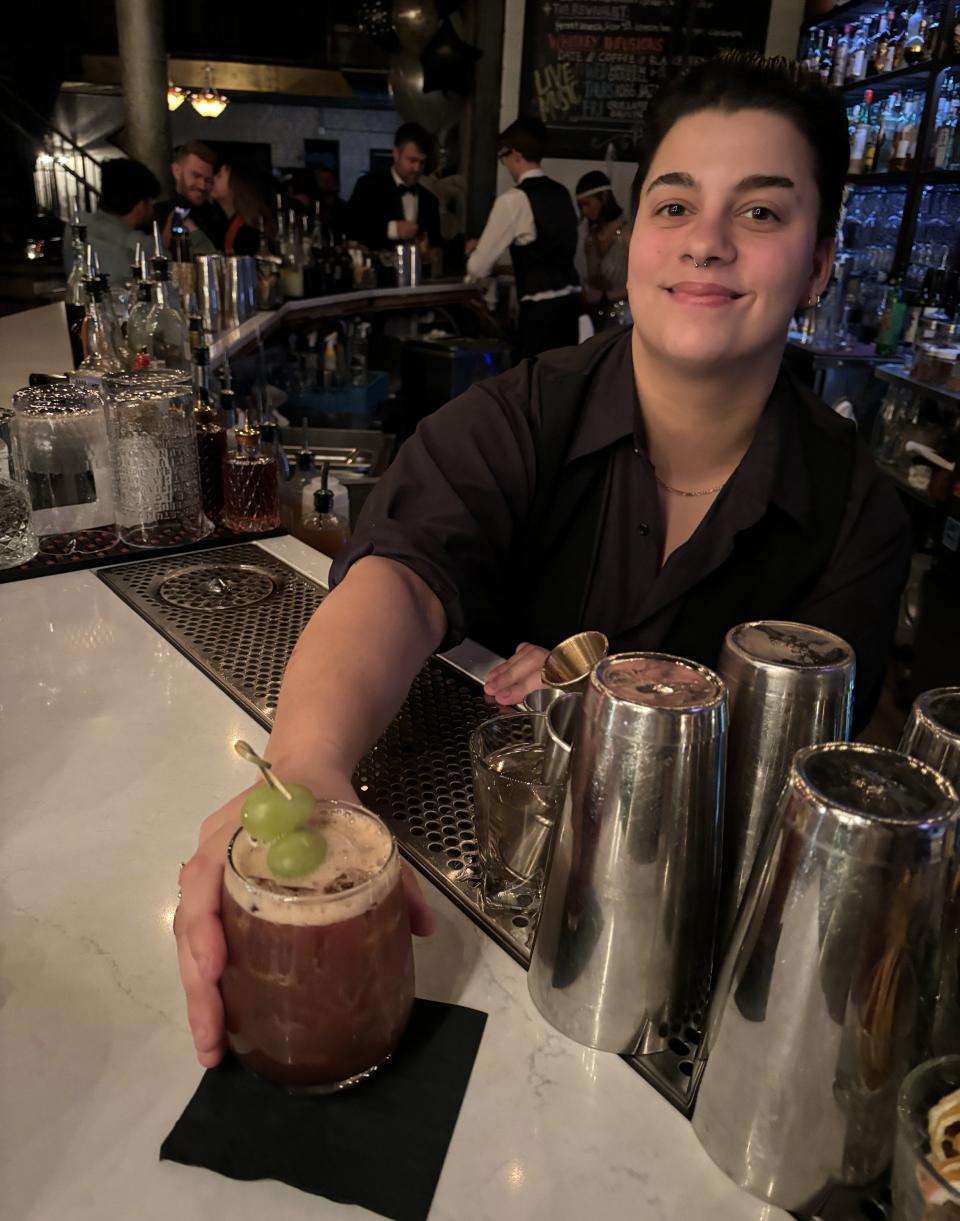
[{"xmin": 519, "ymin": 0, "xmax": 773, "ymax": 161}]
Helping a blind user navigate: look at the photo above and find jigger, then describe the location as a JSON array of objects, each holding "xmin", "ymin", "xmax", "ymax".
[
  {"xmin": 540, "ymin": 631, "xmax": 608, "ymax": 693},
  {"xmin": 693, "ymin": 743, "xmax": 959, "ymax": 1214}
]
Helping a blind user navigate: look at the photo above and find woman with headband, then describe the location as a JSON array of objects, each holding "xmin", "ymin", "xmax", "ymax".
[{"xmin": 576, "ymin": 170, "xmax": 633, "ymax": 332}]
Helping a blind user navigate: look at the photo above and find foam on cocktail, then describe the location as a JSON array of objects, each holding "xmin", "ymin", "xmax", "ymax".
[{"xmin": 226, "ymin": 805, "xmax": 398, "ymax": 927}]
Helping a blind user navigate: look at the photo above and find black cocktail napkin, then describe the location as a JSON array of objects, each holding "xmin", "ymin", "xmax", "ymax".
[{"xmin": 160, "ymin": 998, "xmax": 487, "ymax": 1221}]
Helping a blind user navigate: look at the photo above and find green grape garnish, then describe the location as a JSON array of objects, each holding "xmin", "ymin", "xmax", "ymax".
[
  {"xmin": 241, "ymin": 782, "xmax": 315, "ymax": 841},
  {"xmin": 267, "ymin": 828, "xmax": 328, "ymax": 878}
]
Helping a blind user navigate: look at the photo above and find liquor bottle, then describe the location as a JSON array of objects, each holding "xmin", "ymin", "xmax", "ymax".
[
  {"xmin": 126, "ymin": 275, "xmax": 155, "ymax": 367},
  {"xmin": 862, "ymin": 97, "xmax": 882, "ymax": 172},
  {"xmin": 831, "ymin": 25, "xmax": 853, "ymax": 85},
  {"xmin": 79, "ymin": 276, "xmax": 124, "ymax": 375},
  {"xmin": 884, "ymin": 8, "xmax": 906, "ymax": 71},
  {"xmin": 849, "ymin": 90, "xmax": 875, "ymax": 175},
  {"xmin": 91, "ymin": 255, "xmax": 128, "ymax": 366},
  {"xmin": 280, "ymin": 208, "xmax": 305, "ymax": 300},
  {"xmin": 820, "ymin": 27, "xmax": 836, "ymax": 82},
  {"xmin": 192, "ymin": 343, "xmax": 226, "ymax": 523},
  {"xmin": 221, "ymin": 421, "xmax": 281, "ymax": 533},
  {"xmin": 871, "ymin": 10, "xmax": 894, "ymax": 74},
  {"xmin": 802, "ymin": 27, "xmax": 823, "ymax": 74},
  {"xmin": 903, "ymin": 6, "xmax": 929, "ymax": 64},
  {"xmin": 847, "ymin": 20, "xmax": 869, "ymax": 81},
  {"xmin": 934, "ymin": 80, "xmax": 959, "ymax": 168},
  {"xmin": 876, "ymin": 279, "xmax": 907, "ymax": 355},
  {"xmin": 897, "ymin": 93, "xmax": 921, "ymax": 171},
  {"xmin": 218, "ymin": 356, "xmax": 237, "ymax": 429},
  {"xmin": 298, "ymin": 463, "xmax": 349, "ymax": 559},
  {"xmin": 143, "ymin": 255, "xmax": 190, "ymax": 370},
  {"xmin": 64, "ymin": 210, "xmax": 87, "ymax": 308},
  {"xmin": 876, "ymin": 93, "xmax": 901, "ymax": 172},
  {"xmin": 893, "ymin": 4, "xmax": 921, "ymax": 68}
]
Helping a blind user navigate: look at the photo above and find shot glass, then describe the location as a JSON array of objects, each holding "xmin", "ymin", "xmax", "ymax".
[
  {"xmin": 892, "ymin": 1055, "xmax": 960, "ymax": 1221},
  {"xmin": 470, "ymin": 711, "xmax": 567, "ymax": 912}
]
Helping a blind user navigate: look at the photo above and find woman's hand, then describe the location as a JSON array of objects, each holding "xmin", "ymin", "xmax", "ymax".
[
  {"xmin": 175, "ymin": 780, "xmax": 436, "ymax": 1068},
  {"xmin": 482, "ymin": 642, "xmax": 550, "ymax": 706}
]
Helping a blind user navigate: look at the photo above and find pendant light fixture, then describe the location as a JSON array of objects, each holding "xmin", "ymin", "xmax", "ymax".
[{"xmin": 190, "ymin": 64, "xmax": 230, "ymax": 119}]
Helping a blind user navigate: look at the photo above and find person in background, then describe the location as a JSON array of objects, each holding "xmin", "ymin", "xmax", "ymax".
[
  {"xmin": 316, "ymin": 167, "xmax": 349, "ymax": 240},
  {"xmin": 465, "ymin": 117, "xmax": 580, "ymax": 358},
  {"xmin": 347, "ymin": 123, "xmax": 441, "ymax": 251},
  {"xmin": 576, "ymin": 170, "xmax": 633, "ymax": 332},
  {"xmin": 211, "ymin": 163, "xmax": 276, "ymax": 256},
  {"xmin": 154, "ymin": 140, "xmax": 221, "ymax": 252},
  {"xmin": 62, "ymin": 158, "xmax": 160, "ymax": 285}
]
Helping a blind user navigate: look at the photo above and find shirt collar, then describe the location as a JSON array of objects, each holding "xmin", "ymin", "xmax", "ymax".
[
  {"xmin": 391, "ymin": 168, "xmax": 413, "ymax": 191},
  {"xmin": 564, "ymin": 329, "xmax": 815, "ymax": 529},
  {"xmin": 517, "ymin": 169, "xmax": 545, "ymax": 184}
]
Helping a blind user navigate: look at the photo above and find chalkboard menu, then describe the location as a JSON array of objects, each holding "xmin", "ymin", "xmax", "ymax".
[{"xmin": 518, "ymin": 0, "xmax": 773, "ymax": 161}]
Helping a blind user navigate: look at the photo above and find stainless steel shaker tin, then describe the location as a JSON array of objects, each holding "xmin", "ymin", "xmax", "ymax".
[
  {"xmin": 528, "ymin": 651, "xmax": 727, "ymax": 1055},
  {"xmin": 693, "ymin": 742, "xmax": 959, "ymax": 1214},
  {"xmin": 899, "ymin": 687, "xmax": 960, "ymax": 786},
  {"xmin": 717, "ymin": 620, "xmax": 855, "ymax": 945}
]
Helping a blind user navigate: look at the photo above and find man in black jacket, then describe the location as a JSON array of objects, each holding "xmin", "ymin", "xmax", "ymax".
[
  {"xmin": 466, "ymin": 117, "xmax": 580, "ymax": 357},
  {"xmin": 347, "ymin": 123, "xmax": 441, "ymax": 251}
]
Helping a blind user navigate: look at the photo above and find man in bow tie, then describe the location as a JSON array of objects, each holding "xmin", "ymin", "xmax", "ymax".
[{"xmin": 347, "ymin": 123, "xmax": 442, "ymax": 252}]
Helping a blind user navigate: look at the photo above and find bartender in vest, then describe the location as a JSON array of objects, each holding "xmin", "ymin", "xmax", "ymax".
[
  {"xmin": 176, "ymin": 54, "xmax": 914, "ymax": 1068},
  {"xmin": 465, "ymin": 117, "xmax": 580, "ymax": 358}
]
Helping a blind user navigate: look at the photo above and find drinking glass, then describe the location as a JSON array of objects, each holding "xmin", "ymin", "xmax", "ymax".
[
  {"xmin": 0, "ymin": 473, "xmax": 38, "ymax": 568},
  {"xmin": 892, "ymin": 1056, "xmax": 960, "ymax": 1220},
  {"xmin": 9, "ymin": 382, "xmax": 115, "ymax": 554},
  {"xmin": 470, "ymin": 711, "xmax": 568, "ymax": 912},
  {"xmin": 220, "ymin": 800, "xmax": 414, "ymax": 1092},
  {"xmin": 102, "ymin": 370, "xmax": 206, "ymax": 547}
]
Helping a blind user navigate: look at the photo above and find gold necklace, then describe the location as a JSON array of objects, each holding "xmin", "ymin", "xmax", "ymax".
[{"xmin": 655, "ymin": 473, "xmax": 725, "ymax": 498}]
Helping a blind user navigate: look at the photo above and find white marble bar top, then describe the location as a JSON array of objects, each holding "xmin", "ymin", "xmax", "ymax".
[{"xmin": 0, "ymin": 538, "xmax": 785, "ymax": 1221}]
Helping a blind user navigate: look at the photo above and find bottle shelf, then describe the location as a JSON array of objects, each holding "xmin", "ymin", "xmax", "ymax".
[
  {"xmin": 847, "ymin": 170, "xmax": 913, "ymax": 184},
  {"xmin": 841, "ymin": 59, "xmax": 933, "ymax": 96}
]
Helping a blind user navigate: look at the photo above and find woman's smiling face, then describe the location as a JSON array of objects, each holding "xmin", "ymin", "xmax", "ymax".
[{"xmin": 628, "ymin": 107, "xmax": 834, "ymax": 370}]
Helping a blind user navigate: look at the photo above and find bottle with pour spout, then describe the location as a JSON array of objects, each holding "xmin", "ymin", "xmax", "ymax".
[{"xmin": 299, "ymin": 461, "xmax": 348, "ymax": 558}]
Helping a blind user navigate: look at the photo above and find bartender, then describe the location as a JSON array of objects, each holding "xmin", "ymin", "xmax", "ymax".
[
  {"xmin": 175, "ymin": 52, "xmax": 912, "ymax": 1068},
  {"xmin": 465, "ymin": 117, "xmax": 580, "ymax": 357},
  {"xmin": 346, "ymin": 122, "xmax": 441, "ymax": 251}
]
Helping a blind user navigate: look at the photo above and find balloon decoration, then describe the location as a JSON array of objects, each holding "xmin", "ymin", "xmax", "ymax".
[
  {"xmin": 358, "ymin": 0, "xmax": 399, "ymax": 51},
  {"xmin": 392, "ymin": 1, "xmax": 439, "ymax": 55},
  {"xmin": 387, "ymin": 51, "xmax": 464, "ymax": 133},
  {"xmin": 420, "ymin": 18, "xmax": 482, "ymax": 96}
]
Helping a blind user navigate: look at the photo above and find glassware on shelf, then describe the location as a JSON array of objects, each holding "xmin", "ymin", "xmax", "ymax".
[
  {"xmin": 102, "ymin": 369, "xmax": 206, "ymax": 548},
  {"xmin": 9, "ymin": 382, "xmax": 116, "ymax": 554},
  {"xmin": 0, "ymin": 474, "xmax": 39, "ymax": 569}
]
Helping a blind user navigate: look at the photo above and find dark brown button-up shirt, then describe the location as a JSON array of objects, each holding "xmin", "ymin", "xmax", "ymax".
[{"xmin": 332, "ymin": 332, "xmax": 912, "ymax": 729}]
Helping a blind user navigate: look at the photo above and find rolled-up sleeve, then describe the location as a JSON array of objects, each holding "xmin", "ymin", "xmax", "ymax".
[{"xmin": 329, "ymin": 362, "xmax": 538, "ymax": 647}]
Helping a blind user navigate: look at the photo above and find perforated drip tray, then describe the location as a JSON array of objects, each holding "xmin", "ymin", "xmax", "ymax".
[
  {"xmin": 98, "ymin": 544, "xmax": 534, "ymax": 960},
  {"xmin": 96, "ymin": 546, "xmax": 890, "ymax": 1218}
]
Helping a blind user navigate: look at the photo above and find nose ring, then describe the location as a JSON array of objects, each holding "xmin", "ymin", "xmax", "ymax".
[{"xmin": 693, "ymin": 258, "xmax": 714, "ymax": 269}]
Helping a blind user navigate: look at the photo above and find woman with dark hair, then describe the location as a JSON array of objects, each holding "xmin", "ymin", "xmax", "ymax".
[
  {"xmin": 175, "ymin": 54, "xmax": 913, "ymax": 1064},
  {"xmin": 576, "ymin": 169, "xmax": 632, "ymax": 331},
  {"xmin": 210, "ymin": 163, "xmax": 276, "ymax": 255}
]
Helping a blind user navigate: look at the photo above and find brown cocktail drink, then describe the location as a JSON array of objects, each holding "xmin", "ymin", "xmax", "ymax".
[{"xmin": 220, "ymin": 799, "xmax": 414, "ymax": 1090}]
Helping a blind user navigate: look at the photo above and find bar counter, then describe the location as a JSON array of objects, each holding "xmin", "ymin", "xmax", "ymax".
[{"xmin": 0, "ymin": 537, "xmax": 784, "ymax": 1221}]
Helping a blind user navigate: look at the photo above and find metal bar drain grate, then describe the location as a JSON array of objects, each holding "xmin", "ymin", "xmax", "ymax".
[{"xmin": 97, "ymin": 545, "xmax": 892, "ymax": 1217}]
